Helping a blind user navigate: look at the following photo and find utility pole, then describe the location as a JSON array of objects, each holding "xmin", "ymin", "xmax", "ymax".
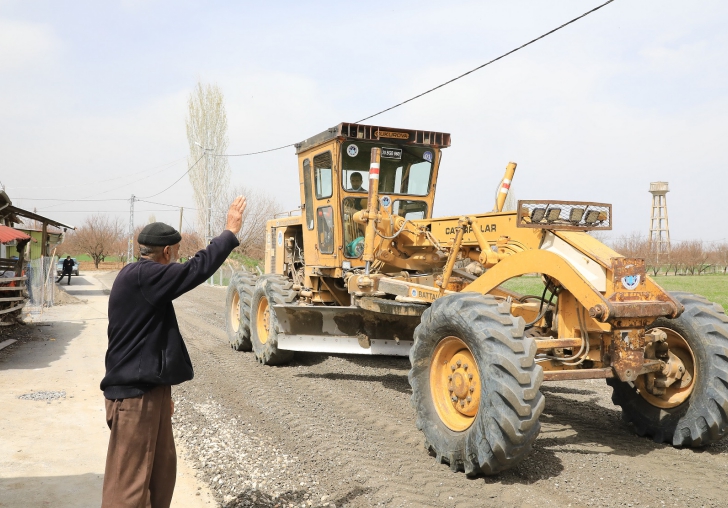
[
  {"xmin": 127, "ymin": 194, "xmax": 136, "ymax": 265},
  {"xmin": 178, "ymin": 207, "xmax": 184, "ymax": 233}
]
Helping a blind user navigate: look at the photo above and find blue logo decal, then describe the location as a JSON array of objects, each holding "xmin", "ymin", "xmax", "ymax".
[
  {"xmin": 423, "ymin": 150, "xmax": 433, "ymax": 162},
  {"xmin": 621, "ymin": 275, "xmax": 640, "ymax": 290}
]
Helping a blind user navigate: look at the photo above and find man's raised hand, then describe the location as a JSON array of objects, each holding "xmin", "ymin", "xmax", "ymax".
[{"xmin": 225, "ymin": 196, "xmax": 247, "ymax": 235}]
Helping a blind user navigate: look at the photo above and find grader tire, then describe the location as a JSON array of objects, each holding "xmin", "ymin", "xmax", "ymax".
[
  {"xmin": 225, "ymin": 271, "xmax": 258, "ymax": 351},
  {"xmin": 608, "ymin": 292, "xmax": 728, "ymax": 446},
  {"xmin": 409, "ymin": 293, "xmax": 544, "ymax": 476},
  {"xmin": 250, "ymin": 274, "xmax": 296, "ymax": 366}
]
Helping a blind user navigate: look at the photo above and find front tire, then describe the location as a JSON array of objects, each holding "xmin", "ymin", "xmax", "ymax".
[
  {"xmin": 608, "ymin": 292, "xmax": 728, "ymax": 446},
  {"xmin": 250, "ymin": 274, "xmax": 296, "ymax": 365},
  {"xmin": 225, "ymin": 271, "xmax": 258, "ymax": 351},
  {"xmin": 409, "ymin": 293, "xmax": 544, "ymax": 475}
]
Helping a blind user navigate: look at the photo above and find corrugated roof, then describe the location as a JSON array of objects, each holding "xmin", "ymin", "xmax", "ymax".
[{"xmin": 0, "ymin": 225, "xmax": 32, "ymax": 244}]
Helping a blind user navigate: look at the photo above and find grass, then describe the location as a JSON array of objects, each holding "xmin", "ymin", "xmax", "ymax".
[
  {"xmin": 653, "ymin": 274, "xmax": 727, "ymax": 312},
  {"xmin": 57, "ymin": 254, "xmax": 122, "ymax": 262},
  {"xmin": 228, "ymin": 252, "xmax": 263, "ymax": 272},
  {"xmin": 501, "ymin": 274, "xmax": 727, "ymax": 312}
]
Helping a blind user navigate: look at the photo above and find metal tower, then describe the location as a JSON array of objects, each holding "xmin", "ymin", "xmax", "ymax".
[{"xmin": 649, "ymin": 182, "xmax": 671, "ymax": 262}]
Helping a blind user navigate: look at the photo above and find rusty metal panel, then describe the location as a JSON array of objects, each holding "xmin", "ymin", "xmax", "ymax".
[
  {"xmin": 610, "ymin": 328, "xmax": 646, "ymax": 381},
  {"xmin": 543, "ymin": 368, "xmax": 614, "ymax": 381},
  {"xmin": 611, "ymin": 257, "xmax": 647, "ymax": 290}
]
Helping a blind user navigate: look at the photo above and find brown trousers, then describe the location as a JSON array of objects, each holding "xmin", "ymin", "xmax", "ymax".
[{"xmin": 102, "ymin": 385, "xmax": 177, "ymax": 508}]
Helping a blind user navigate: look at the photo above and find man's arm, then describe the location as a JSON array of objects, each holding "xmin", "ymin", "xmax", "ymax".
[{"xmin": 140, "ymin": 197, "xmax": 247, "ymax": 305}]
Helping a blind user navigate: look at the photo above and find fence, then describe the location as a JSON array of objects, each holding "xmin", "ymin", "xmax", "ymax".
[
  {"xmin": 25, "ymin": 256, "xmax": 57, "ymax": 319},
  {"xmin": 208, "ymin": 263, "xmax": 235, "ymax": 287}
]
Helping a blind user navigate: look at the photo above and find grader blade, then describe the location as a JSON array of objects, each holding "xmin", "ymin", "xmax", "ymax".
[{"xmin": 273, "ymin": 304, "xmax": 416, "ymax": 356}]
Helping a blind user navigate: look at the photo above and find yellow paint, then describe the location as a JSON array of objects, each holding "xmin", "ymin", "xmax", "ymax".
[{"xmin": 430, "ymin": 336, "xmax": 481, "ymax": 432}]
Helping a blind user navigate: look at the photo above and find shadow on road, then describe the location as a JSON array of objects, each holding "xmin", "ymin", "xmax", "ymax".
[{"xmin": 0, "ymin": 321, "xmax": 86, "ymax": 371}]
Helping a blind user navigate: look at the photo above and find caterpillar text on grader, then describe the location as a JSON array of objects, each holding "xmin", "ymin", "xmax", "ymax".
[{"xmin": 225, "ymin": 122, "xmax": 728, "ymax": 475}]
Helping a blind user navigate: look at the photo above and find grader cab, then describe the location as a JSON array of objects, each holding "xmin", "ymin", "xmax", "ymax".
[{"xmin": 225, "ymin": 122, "xmax": 728, "ymax": 475}]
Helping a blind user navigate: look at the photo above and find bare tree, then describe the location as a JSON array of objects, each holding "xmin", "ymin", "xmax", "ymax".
[
  {"xmin": 209, "ymin": 185, "xmax": 281, "ymax": 260},
  {"xmin": 66, "ymin": 214, "xmax": 124, "ymax": 269},
  {"xmin": 713, "ymin": 242, "xmax": 728, "ymax": 274},
  {"xmin": 179, "ymin": 229, "xmax": 204, "ymax": 261},
  {"xmin": 186, "ymin": 82, "xmax": 231, "ymax": 241}
]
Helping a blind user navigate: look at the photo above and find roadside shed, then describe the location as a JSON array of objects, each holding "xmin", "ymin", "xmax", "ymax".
[{"xmin": 0, "ymin": 191, "xmax": 75, "ymax": 320}]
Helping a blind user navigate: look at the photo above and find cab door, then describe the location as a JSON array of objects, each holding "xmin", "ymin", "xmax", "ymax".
[{"xmin": 300, "ymin": 143, "xmax": 341, "ymax": 268}]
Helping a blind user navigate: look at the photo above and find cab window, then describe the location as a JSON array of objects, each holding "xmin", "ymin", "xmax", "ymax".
[
  {"xmin": 317, "ymin": 206, "xmax": 334, "ymax": 254},
  {"xmin": 341, "ymin": 141, "xmax": 433, "ymax": 197},
  {"xmin": 314, "ymin": 151, "xmax": 333, "ymax": 199},
  {"xmin": 393, "ymin": 200, "xmax": 428, "ymax": 220},
  {"xmin": 302, "ymin": 159, "xmax": 314, "ymax": 230}
]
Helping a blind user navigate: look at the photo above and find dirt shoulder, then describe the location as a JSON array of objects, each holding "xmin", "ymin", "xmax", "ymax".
[{"xmin": 0, "ymin": 273, "xmax": 215, "ymax": 507}]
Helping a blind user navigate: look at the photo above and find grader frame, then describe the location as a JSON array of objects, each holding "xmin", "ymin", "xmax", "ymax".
[{"xmin": 226, "ymin": 122, "xmax": 728, "ymax": 475}]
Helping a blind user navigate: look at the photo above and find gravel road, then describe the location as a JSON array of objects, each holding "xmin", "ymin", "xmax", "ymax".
[{"xmin": 171, "ymin": 285, "xmax": 727, "ymax": 508}]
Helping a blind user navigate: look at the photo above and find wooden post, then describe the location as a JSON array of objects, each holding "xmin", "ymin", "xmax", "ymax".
[{"xmin": 41, "ymin": 221, "xmax": 48, "ymax": 257}]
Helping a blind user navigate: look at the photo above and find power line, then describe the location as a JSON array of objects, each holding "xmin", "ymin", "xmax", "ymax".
[
  {"xmin": 15, "ymin": 197, "xmax": 129, "ymax": 202},
  {"xmin": 140, "ymin": 154, "xmax": 205, "ymax": 199},
  {"xmin": 38, "ymin": 209, "xmax": 183, "ymax": 213},
  {"xmin": 214, "ymin": 0, "xmax": 616, "ymax": 157},
  {"xmin": 137, "ymin": 199, "xmax": 197, "ymax": 210},
  {"xmin": 6, "ymin": 157, "xmax": 186, "ymax": 191},
  {"xmin": 215, "ymin": 142, "xmax": 296, "ymax": 158},
  {"xmin": 357, "ymin": 0, "xmax": 616, "ymax": 122}
]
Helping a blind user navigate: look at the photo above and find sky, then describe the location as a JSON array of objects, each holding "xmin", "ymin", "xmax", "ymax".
[{"xmin": 1, "ymin": 0, "xmax": 726, "ymax": 243}]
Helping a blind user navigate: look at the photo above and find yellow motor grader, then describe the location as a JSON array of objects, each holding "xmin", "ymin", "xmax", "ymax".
[{"xmin": 225, "ymin": 122, "xmax": 728, "ymax": 475}]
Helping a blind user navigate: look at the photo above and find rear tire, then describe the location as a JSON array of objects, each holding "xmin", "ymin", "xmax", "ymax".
[
  {"xmin": 225, "ymin": 271, "xmax": 258, "ymax": 351},
  {"xmin": 608, "ymin": 292, "xmax": 728, "ymax": 446},
  {"xmin": 250, "ymin": 274, "xmax": 296, "ymax": 365},
  {"xmin": 409, "ymin": 293, "xmax": 544, "ymax": 475}
]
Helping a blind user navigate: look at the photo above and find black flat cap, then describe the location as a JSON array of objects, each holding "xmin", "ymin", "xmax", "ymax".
[{"xmin": 138, "ymin": 222, "xmax": 182, "ymax": 246}]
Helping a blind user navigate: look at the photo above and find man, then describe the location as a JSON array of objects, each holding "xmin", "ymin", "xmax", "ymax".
[
  {"xmin": 56, "ymin": 256, "xmax": 75, "ymax": 285},
  {"xmin": 100, "ymin": 196, "xmax": 246, "ymax": 507},
  {"xmin": 349, "ymin": 171, "xmax": 366, "ymax": 192}
]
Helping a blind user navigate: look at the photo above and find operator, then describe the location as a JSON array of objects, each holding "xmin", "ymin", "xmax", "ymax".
[
  {"xmin": 349, "ymin": 172, "xmax": 366, "ymax": 192},
  {"xmin": 56, "ymin": 255, "xmax": 75, "ymax": 285},
  {"xmin": 100, "ymin": 196, "xmax": 246, "ymax": 508},
  {"xmin": 349, "ymin": 172, "xmax": 367, "ymax": 211}
]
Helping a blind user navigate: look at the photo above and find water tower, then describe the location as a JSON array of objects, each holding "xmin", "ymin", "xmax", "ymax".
[{"xmin": 649, "ymin": 181, "xmax": 671, "ymax": 262}]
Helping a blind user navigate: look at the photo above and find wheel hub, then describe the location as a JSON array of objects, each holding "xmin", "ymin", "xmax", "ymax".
[
  {"xmin": 256, "ymin": 297, "xmax": 271, "ymax": 345},
  {"xmin": 636, "ymin": 327, "xmax": 696, "ymax": 409},
  {"xmin": 230, "ymin": 291, "xmax": 241, "ymax": 333},
  {"xmin": 430, "ymin": 336, "xmax": 481, "ymax": 431}
]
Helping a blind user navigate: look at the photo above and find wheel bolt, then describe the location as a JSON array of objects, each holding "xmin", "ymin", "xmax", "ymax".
[
  {"xmin": 451, "ymin": 396, "xmax": 458, "ymax": 402},
  {"xmin": 468, "ymin": 374, "xmax": 473, "ymax": 380},
  {"xmin": 469, "ymin": 386, "xmax": 474, "ymax": 392},
  {"xmin": 463, "ymin": 363, "xmax": 468, "ymax": 370},
  {"xmin": 466, "ymin": 396, "xmax": 472, "ymax": 402},
  {"xmin": 456, "ymin": 360, "xmax": 462, "ymax": 367},
  {"xmin": 448, "ymin": 375, "xmax": 453, "ymax": 381},
  {"xmin": 451, "ymin": 365, "xmax": 456, "ymax": 372}
]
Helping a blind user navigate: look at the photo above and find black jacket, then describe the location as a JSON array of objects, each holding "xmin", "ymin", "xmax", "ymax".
[
  {"xmin": 62, "ymin": 258, "xmax": 74, "ymax": 273},
  {"xmin": 101, "ymin": 230, "xmax": 239, "ymax": 399}
]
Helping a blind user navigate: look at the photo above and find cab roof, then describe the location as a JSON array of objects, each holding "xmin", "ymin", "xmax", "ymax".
[{"xmin": 295, "ymin": 122, "xmax": 451, "ymax": 155}]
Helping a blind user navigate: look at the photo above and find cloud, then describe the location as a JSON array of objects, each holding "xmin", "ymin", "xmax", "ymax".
[{"xmin": 0, "ymin": 18, "xmax": 59, "ymax": 72}]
